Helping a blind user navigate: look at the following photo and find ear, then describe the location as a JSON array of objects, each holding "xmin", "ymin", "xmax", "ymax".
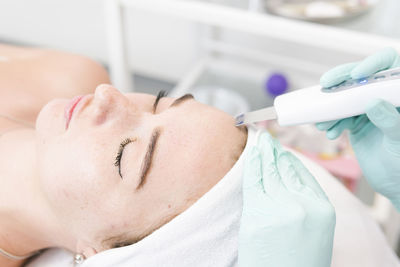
[{"xmin": 76, "ymin": 240, "xmax": 98, "ymax": 258}]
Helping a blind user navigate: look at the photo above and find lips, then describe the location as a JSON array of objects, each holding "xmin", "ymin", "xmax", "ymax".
[{"xmin": 64, "ymin": 95, "xmax": 84, "ymax": 129}]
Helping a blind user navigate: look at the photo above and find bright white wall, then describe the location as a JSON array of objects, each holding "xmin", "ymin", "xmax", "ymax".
[
  {"xmin": 0, "ymin": 0, "xmax": 108, "ymax": 61},
  {"xmin": 0, "ymin": 0, "xmax": 399, "ymax": 83},
  {"xmin": 0, "ymin": 0, "xmax": 199, "ymax": 82}
]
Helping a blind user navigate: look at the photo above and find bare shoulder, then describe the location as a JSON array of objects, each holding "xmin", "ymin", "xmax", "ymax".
[
  {"xmin": 0, "ymin": 44, "xmax": 110, "ymax": 95},
  {"xmin": 32, "ymin": 48, "xmax": 111, "ymax": 95},
  {"xmin": 0, "ymin": 44, "xmax": 111, "ymax": 124}
]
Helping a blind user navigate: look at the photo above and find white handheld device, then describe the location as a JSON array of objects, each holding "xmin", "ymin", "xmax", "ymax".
[{"xmin": 236, "ymin": 67, "xmax": 400, "ymax": 126}]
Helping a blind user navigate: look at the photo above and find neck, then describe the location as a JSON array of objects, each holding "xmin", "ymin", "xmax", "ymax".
[{"xmin": 0, "ymin": 129, "xmax": 70, "ymax": 266}]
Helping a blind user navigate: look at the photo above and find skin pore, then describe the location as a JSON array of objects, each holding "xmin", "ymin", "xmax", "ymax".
[{"xmin": 0, "ymin": 84, "xmax": 247, "ymax": 267}]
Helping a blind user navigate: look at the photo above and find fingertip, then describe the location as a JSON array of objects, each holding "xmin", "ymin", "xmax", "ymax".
[
  {"xmin": 320, "ymin": 74, "xmax": 334, "ymax": 88},
  {"xmin": 326, "ymin": 129, "xmax": 339, "ymax": 140},
  {"xmin": 258, "ymin": 132, "xmax": 281, "ymax": 159},
  {"xmin": 381, "ymin": 47, "xmax": 398, "ymax": 66},
  {"xmin": 320, "ymin": 73, "xmax": 343, "ymax": 88},
  {"xmin": 351, "ymin": 47, "xmax": 398, "ymax": 79},
  {"xmin": 258, "ymin": 131, "xmax": 273, "ymax": 142},
  {"xmin": 257, "ymin": 132, "xmax": 273, "ymax": 148},
  {"xmin": 316, "ymin": 120, "xmax": 339, "ymax": 131},
  {"xmin": 315, "ymin": 122, "xmax": 325, "ymax": 130},
  {"xmin": 382, "ymin": 47, "xmax": 398, "ymax": 56},
  {"xmin": 350, "ymin": 66, "xmax": 374, "ymax": 79},
  {"xmin": 320, "ymin": 62, "xmax": 358, "ymax": 88}
]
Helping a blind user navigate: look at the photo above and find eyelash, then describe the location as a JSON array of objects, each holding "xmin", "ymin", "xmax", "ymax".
[{"xmin": 114, "ymin": 138, "xmax": 134, "ymax": 179}]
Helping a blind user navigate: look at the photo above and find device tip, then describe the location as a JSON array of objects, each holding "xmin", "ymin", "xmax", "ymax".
[{"xmin": 235, "ymin": 114, "xmax": 244, "ymax": 126}]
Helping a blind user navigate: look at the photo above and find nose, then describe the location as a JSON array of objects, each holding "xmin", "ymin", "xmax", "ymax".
[
  {"xmin": 94, "ymin": 84, "xmax": 124, "ymax": 105},
  {"xmin": 92, "ymin": 84, "xmax": 131, "ymax": 124}
]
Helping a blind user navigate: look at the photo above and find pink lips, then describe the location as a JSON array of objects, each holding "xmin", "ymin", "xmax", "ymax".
[{"xmin": 64, "ymin": 95, "xmax": 83, "ymax": 129}]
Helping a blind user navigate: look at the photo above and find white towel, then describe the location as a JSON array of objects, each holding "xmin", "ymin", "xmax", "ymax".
[{"xmin": 28, "ymin": 127, "xmax": 400, "ymax": 267}]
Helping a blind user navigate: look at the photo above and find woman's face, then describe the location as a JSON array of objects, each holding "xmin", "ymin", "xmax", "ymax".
[{"xmin": 35, "ymin": 84, "xmax": 246, "ymax": 251}]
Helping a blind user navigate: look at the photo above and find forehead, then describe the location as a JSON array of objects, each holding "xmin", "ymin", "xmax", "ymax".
[{"xmin": 145, "ymin": 100, "xmax": 238, "ymax": 185}]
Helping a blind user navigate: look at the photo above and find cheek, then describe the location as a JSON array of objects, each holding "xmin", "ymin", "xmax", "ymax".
[
  {"xmin": 39, "ymin": 146, "xmax": 92, "ymax": 208},
  {"xmin": 37, "ymin": 139, "xmax": 115, "ymax": 222}
]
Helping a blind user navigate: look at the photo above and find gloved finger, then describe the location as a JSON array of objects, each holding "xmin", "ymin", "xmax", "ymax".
[
  {"xmin": 257, "ymin": 133, "xmax": 283, "ymax": 195},
  {"xmin": 315, "ymin": 120, "xmax": 340, "ymax": 131},
  {"xmin": 325, "ymin": 117, "xmax": 354, "ymax": 139},
  {"xmin": 351, "ymin": 47, "xmax": 399, "ymax": 79},
  {"xmin": 243, "ymin": 147, "xmax": 264, "ymax": 199},
  {"xmin": 278, "ymin": 151, "xmax": 328, "ymax": 200},
  {"xmin": 320, "ymin": 62, "xmax": 358, "ymax": 88},
  {"xmin": 366, "ymin": 99, "xmax": 400, "ymax": 141},
  {"xmin": 327, "ymin": 115, "xmax": 370, "ymax": 139},
  {"xmin": 276, "ymin": 151, "xmax": 305, "ymax": 193}
]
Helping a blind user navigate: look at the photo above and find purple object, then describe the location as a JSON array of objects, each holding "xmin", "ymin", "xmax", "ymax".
[{"xmin": 265, "ymin": 73, "xmax": 289, "ymax": 97}]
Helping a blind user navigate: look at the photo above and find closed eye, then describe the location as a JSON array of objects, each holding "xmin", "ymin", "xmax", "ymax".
[
  {"xmin": 115, "ymin": 92, "xmax": 194, "ymax": 185},
  {"xmin": 114, "ymin": 137, "xmax": 136, "ymax": 179}
]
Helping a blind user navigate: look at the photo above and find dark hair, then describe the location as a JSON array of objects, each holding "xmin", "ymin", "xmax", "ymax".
[{"xmin": 103, "ymin": 210, "xmax": 181, "ymax": 249}]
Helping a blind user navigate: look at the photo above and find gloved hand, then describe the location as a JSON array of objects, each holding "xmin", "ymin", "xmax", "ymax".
[
  {"xmin": 239, "ymin": 133, "xmax": 335, "ymax": 267},
  {"xmin": 316, "ymin": 47, "xmax": 400, "ymax": 210}
]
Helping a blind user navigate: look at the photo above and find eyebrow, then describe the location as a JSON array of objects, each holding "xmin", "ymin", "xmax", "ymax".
[
  {"xmin": 170, "ymin": 94, "xmax": 194, "ymax": 108},
  {"xmin": 153, "ymin": 90, "xmax": 168, "ymax": 113},
  {"xmin": 136, "ymin": 94, "xmax": 193, "ymax": 190},
  {"xmin": 137, "ymin": 127, "xmax": 161, "ymax": 190}
]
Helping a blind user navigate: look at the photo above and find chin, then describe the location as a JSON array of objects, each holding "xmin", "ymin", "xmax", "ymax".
[{"xmin": 36, "ymin": 98, "xmax": 68, "ymax": 137}]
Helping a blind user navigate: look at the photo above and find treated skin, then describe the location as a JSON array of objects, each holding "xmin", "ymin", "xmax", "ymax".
[{"xmin": 0, "ymin": 84, "xmax": 247, "ymax": 267}]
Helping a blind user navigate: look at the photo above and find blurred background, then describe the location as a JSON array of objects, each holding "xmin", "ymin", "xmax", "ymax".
[{"xmin": 1, "ymin": 0, "xmax": 400, "ymax": 254}]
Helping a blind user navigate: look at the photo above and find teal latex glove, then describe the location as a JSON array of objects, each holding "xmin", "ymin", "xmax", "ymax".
[
  {"xmin": 317, "ymin": 47, "xmax": 400, "ymax": 210},
  {"xmin": 239, "ymin": 133, "xmax": 335, "ymax": 267}
]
